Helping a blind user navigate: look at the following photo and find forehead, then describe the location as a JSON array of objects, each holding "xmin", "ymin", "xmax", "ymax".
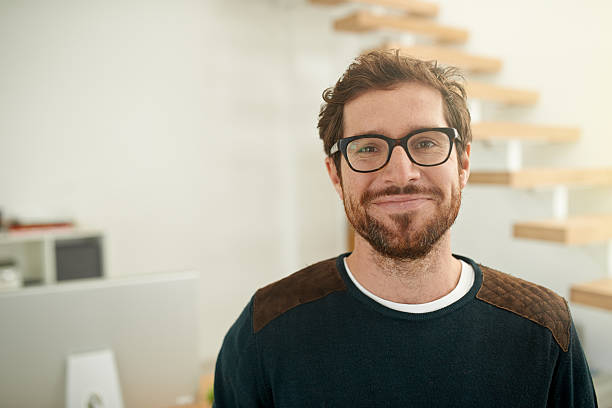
[{"xmin": 343, "ymin": 82, "xmax": 446, "ymax": 137}]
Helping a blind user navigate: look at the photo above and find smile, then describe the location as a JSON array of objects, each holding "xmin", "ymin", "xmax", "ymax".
[{"xmin": 370, "ymin": 195, "xmax": 432, "ymax": 211}]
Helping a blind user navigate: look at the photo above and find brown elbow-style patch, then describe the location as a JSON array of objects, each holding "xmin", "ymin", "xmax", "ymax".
[
  {"xmin": 476, "ymin": 264, "xmax": 571, "ymax": 352},
  {"xmin": 252, "ymin": 257, "xmax": 346, "ymax": 333}
]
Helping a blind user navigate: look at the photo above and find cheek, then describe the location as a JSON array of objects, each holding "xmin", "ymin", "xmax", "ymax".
[
  {"xmin": 429, "ymin": 169, "xmax": 460, "ymax": 200},
  {"xmin": 348, "ymin": 176, "xmax": 378, "ymax": 201},
  {"xmin": 340, "ymin": 163, "xmax": 370, "ymax": 195}
]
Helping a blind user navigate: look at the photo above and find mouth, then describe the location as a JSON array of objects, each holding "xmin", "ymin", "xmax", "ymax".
[{"xmin": 370, "ymin": 195, "xmax": 432, "ymax": 211}]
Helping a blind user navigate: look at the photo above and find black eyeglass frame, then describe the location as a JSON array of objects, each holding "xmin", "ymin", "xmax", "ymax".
[{"xmin": 330, "ymin": 127, "xmax": 461, "ymax": 173}]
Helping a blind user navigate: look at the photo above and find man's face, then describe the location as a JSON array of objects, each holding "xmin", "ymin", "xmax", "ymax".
[{"xmin": 325, "ymin": 82, "xmax": 471, "ymax": 260}]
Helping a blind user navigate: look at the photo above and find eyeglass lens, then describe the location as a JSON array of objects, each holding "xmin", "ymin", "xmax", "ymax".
[{"xmin": 346, "ymin": 130, "xmax": 451, "ymax": 171}]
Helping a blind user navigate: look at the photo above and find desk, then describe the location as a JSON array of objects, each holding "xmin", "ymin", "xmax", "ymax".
[{"xmin": 171, "ymin": 373, "xmax": 214, "ymax": 408}]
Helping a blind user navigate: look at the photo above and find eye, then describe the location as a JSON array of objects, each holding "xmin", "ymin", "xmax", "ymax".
[
  {"xmin": 348, "ymin": 138, "xmax": 387, "ymax": 156},
  {"xmin": 413, "ymin": 139, "xmax": 437, "ymax": 149},
  {"xmin": 357, "ymin": 145, "xmax": 380, "ymax": 153},
  {"xmin": 408, "ymin": 131, "xmax": 448, "ymax": 152}
]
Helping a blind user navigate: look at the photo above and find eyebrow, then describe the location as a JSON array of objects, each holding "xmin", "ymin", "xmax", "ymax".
[
  {"xmin": 346, "ymin": 130, "xmax": 386, "ymax": 137},
  {"xmin": 346, "ymin": 125, "xmax": 449, "ymax": 139}
]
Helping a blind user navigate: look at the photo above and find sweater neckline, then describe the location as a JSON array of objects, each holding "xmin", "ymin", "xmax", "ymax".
[
  {"xmin": 343, "ymin": 257, "xmax": 475, "ymax": 313},
  {"xmin": 336, "ymin": 252, "xmax": 484, "ymax": 321}
]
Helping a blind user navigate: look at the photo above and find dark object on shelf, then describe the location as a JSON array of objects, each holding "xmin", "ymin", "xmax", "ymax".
[
  {"xmin": 0, "ymin": 259, "xmax": 14, "ymax": 268},
  {"xmin": 55, "ymin": 237, "xmax": 103, "ymax": 281},
  {"xmin": 23, "ymin": 278, "xmax": 43, "ymax": 286}
]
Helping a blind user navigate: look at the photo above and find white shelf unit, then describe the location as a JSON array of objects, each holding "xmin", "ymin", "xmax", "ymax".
[{"xmin": 0, "ymin": 228, "xmax": 105, "ymax": 286}]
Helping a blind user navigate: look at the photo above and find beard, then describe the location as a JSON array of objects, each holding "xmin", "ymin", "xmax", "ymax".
[{"xmin": 342, "ymin": 180, "xmax": 461, "ymax": 261}]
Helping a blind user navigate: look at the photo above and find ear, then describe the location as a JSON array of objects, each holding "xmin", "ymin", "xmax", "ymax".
[
  {"xmin": 325, "ymin": 156, "xmax": 343, "ymax": 200},
  {"xmin": 458, "ymin": 143, "xmax": 471, "ymax": 189}
]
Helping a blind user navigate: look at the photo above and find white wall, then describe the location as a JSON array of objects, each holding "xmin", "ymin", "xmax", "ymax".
[{"xmin": 1, "ymin": 0, "xmax": 611, "ymax": 369}]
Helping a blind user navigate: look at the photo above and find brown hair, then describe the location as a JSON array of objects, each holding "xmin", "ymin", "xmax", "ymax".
[{"xmin": 318, "ymin": 49, "xmax": 471, "ymax": 178}]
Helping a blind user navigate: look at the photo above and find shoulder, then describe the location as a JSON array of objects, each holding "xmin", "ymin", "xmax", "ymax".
[
  {"xmin": 476, "ymin": 264, "xmax": 571, "ymax": 352},
  {"xmin": 252, "ymin": 256, "xmax": 347, "ymax": 333}
]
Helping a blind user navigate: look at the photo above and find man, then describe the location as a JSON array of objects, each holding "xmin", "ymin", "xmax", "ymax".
[{"xmin": 213, "ymin": 50, "xmax": 597, "ymax": 407}]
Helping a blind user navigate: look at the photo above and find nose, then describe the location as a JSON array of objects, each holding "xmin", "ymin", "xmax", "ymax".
[{"xmin": 380, "ymin": 145, "xmax": 421, "ymax": 184}]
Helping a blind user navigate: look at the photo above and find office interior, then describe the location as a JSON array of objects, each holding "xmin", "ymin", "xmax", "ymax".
[{"xmin": 1, "ymin": 0, "xmax": 612, "ymax": 406}]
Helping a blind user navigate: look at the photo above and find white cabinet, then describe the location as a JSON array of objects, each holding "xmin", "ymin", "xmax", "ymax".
[{"xmin": 0, "ymin": 229, "xmax": 105, "ymax": 287}]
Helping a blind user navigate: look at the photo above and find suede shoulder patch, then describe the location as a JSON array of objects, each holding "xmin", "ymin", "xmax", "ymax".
[
  {"xmin": 252, "ymin": 257, "xmax": 346, "ymax": 333},
  {"xmin": 476, "ymin": 264, "xmax": 571, "ymax": 352}
]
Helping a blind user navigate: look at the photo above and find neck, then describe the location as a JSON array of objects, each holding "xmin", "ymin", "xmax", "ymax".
[{"xmin": 346, "ymin": 233, "xmax": 461, "ymax": 304}]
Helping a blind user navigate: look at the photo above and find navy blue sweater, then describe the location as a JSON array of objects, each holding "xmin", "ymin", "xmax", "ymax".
[{"xmin": 214, "ymin": 254, "xmax": 597, "ymax": 407}]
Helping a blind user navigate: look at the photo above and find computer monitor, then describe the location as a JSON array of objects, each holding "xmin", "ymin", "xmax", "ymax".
[{"xmin": 0, "ymin": 271, "xmax": 201, "ymax": 407}]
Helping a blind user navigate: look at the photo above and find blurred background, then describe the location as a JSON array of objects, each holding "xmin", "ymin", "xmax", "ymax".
[{"xmin": 1, "ymin": 0, "xmax": 612, "ymax": 406}]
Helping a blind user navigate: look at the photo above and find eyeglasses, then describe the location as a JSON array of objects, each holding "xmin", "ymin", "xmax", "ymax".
[{"xmin": 330, "ymin": 127, "xmax": 460, "ymax": 173}]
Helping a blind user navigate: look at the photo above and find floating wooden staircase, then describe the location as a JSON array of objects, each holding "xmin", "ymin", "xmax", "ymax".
[
  {"xmin": 513, "ymin": 214, "xmax": 612, "ymax": 312},
  {"xmin": 311, "ymin": 0, "xmax": 612, "ymax": 313},
  {"xmin": 472, "ymin": 166, "xmax": 612, "ymax": 311},
  {"xmin": 472, "ymin": 122, "xmax": 581, "ymax": 142},
  {"xmin": 333, "ymin": 11, "xmax": 468, "ymax": 43},
  {"xmin": 513, "ymin": 215, "xmax": 612, "ymax": 245},
  {"xmin": 571, "ymin": 279, "xmax": 612, "ymax": 311},
  {"xmin": 377, "ymin": 43, "xmax": 502, "ymax": 73},
  {"xmin": 469, "ymin": 168, "xmax": 612, "ymax": 188},
  {"xmin": 466, "ymin": 81, "xmax": 539, "ymax": 105},
  {"xmin": 310, "ymin": 0, "xmax": 439, "ymax": 17}
]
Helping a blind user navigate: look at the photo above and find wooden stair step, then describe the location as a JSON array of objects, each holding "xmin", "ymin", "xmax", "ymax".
[
  {"xmin": 466, "ymin": 81, "xmax": 539, "ymax": 105},
  {"xmin": 469, "ymin": 167, "xmax": 612, "ymax": 188},
  {"xmin": 513, "ymin": 215, "xmax": 612, "ymax": 245},
  {"xmin": 333, "ymin": 11, "xmax": 468, "ymax": 43},
  {"xmin": 472, "ymin": 122, "xmax": 580, "ymax": 142},
  {"xmin": 571, "ymin": 279, "xmax": 612, "ymax": 311},
  {"xmin": 310, "ymin": 0, "xmax": 439, "ymax": 17},
  {"xmin": 378, "ymin": 43, "xmax": 502, "ymax": 73}
]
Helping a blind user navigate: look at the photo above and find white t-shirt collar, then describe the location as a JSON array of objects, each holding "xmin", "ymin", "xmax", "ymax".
[{"xmin": 343, "ymin": 257, "xmax": 475, "ymax": 314}]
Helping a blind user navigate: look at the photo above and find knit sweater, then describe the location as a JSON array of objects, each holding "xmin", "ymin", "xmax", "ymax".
[{"xmin": 213, "ymin": 254, "xmax": 597, "ymax": 407}]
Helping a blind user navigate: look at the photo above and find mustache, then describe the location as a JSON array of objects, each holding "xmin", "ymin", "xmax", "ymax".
[{"xmin": 360, "ymin": 184, "xmax": 443, "ymax": 206}]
